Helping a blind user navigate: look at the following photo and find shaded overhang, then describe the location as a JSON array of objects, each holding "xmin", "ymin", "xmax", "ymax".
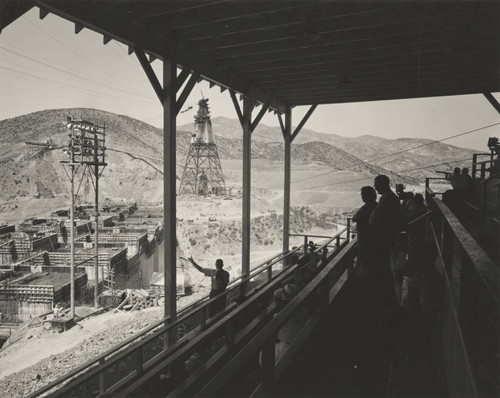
[{"xmin": 1, "ymin": 0, "xmax": 499, "ymax": 112}]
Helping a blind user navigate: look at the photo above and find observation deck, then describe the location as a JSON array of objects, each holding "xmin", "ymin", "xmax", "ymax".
[{"xmin": 1, "ymin": 1, "xmax": 499, "ymax": 396}]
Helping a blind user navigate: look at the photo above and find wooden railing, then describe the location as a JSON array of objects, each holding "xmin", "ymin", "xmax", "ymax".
[
  {"xmin": 27, "ymin": 227, "xmax": 349, "ymax": 397},
  {"xmin": 426, "ymin": 187, "xmax": 500, "ymax": 397},
  {"xmin": 471, "ymin": 152, "xmax": 496, "ymax": 178},
  {"xmin": 173, "ymin": 238, "xmax": 358, "ymax": 397}
]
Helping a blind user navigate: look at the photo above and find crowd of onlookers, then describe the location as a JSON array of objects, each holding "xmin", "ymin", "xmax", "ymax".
[
  {"xmin": 442, "ymin": 167, "xmax": 473, "ymax": 216},
  {"xmin": 351, "ymin": 175, "xmax": 441, "ymax": 327}
]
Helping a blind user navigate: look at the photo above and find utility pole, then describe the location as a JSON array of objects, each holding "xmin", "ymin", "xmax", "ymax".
[
  {"xmin": 93, "ymin": 127, "xmax": 100, "ymax": 308},
  {"xmin": 63, "ymin": 117, "xmax": 106, "ymax": 313},
  {"xmin": 69, "ymin": 144, "xmax": 76, "ymax": 318}
]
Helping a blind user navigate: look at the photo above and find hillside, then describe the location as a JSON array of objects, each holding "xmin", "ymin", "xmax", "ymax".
[
  {"xmin": 0, "ymin": 108, "xmax": 411, "ymax": 208},
  {"xmin": 182, "ymin": 116, "xmax": 475, "ymax": 180}
]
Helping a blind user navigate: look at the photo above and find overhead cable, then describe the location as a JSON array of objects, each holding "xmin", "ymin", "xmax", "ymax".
[{"xmin": 271, "ymin": 121, "xmax": 500, "ymax": 189}]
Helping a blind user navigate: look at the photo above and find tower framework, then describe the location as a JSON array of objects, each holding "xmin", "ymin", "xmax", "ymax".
[{"xmin": 178, "ymin": 99, "xmax": 226, "ymax": 196}]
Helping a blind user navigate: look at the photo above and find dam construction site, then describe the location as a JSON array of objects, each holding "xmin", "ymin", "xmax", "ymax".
[{"xmin": 0, "ymin": 1, "xmax": 499, "ymax": 397}]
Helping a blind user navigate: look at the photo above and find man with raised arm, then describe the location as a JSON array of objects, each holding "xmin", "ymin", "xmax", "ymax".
[{"xmin": 188, "ymin": 256, "xmax": 230, "ymax": 317}]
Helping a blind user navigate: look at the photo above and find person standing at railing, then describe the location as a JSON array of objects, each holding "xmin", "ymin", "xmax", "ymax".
[
  {"xmin": 369, "ymin": 175, "xmax": 401, "ymax": 314},
  {"xmin": 187, "ymin": 256, "xmax": 229, "ymax": 317},
  {"xmin": 443, "ymin": 167, "xmax": 468, "ymax": 217},
  {"xmin": 352, "ymin": 186, "xmax": 378, "ymax": 283},
  {"xmin": 486, "ymin": 144, "xmax": 500, "ymax": 177},
  {"xmin": 461, "ymin": 168, "xmax": 473, "ymax": 198}
]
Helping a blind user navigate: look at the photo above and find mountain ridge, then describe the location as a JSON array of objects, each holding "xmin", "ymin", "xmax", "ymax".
[{"xmin": 0, "ymin": 108, "xmax": 473, "ymax": 205}]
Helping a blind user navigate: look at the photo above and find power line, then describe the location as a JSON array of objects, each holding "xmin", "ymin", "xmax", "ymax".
[
  {"xmin": 0, "ymin": 46, "xmax": 156, "ymax": 102},
  {"xmin": 270, "ymin": 121, "xmax": 500, "ymax": 189},
  {"xmin": 294, "ymin": 155, "xmax": 473, "ymax": 191},
  {"xmin": 0, "ymin": 66, "xmax": 154, "ymax": 106},
  {"xmin": 21, "ymin": 16, "xmax": 130, "ymax": 88},
  {"xmin": 111, "ymin": 41, "xmax": 144, "ymax": 73}
]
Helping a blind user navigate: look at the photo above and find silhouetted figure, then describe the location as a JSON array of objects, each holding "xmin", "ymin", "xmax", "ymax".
[
  {"xmin": 443, "ymin": 167, "xmax": 467, "ymax": 216},
  {"xmin": 401, "ymin": 239, "xmax": 440, "ymax": 319},
  {"xmin": 487, "ymin": 145, "xmax": 500, "ymax": 177},
  {"xmin": 369, "ymin": 175, "xmax": 401, "ymax": 312},
  {"xmin": 188, "ymin": 256, "xmax": 229, "ymax": 317},
  {"xmin": 448, "ymin": 167, "xmax": 466, "ymax": 190},
  {"xmin": 461, "ymin": 168, "xmax": 473, "ymax": 198},
  {"xmin": 352, "ymin": 186, "xmax": 378, "ymax": 282},
  {"xmin": 407, "ymin": 193, "xmax": 427, "ymax": 241}
]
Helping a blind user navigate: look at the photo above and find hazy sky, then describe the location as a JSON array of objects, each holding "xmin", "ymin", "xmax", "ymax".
[{"xmin": 1, "ymin": 8, "xmax": 499, "ymax": 151}]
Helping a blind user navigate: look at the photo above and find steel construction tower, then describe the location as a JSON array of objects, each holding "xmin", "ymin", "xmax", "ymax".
[{"xmin": 178, "ymin": 98, "xmax": 226, "ymax": 196}]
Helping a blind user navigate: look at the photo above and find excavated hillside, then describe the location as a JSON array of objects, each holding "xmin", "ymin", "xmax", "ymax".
[{"xmin": 0, "ymin": 108, "xmax": 415, "ymax": 206}]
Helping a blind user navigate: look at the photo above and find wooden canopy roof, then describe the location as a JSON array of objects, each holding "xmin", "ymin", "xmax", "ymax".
[{"xmin": 2, "ymin": 0, "xmax": 499, "ymax": 112}]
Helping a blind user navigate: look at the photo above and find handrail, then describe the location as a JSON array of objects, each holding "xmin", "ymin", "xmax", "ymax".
[
  {"xmin": 429, "ymin": 221, "xmax": 478, "ymax": 398},
  {"xmin": 121, "ymin": 238, "xmax": 354, "ymax": 397},
  {"xmin": 472, "ymin": 152, "xmax": 493, "ymax": 178},
  {"xmin": 427, "ymin": 193, "xmax": 500, "ymax": 397},
  {"xmin": 118, "ymin": 262, "xmax": 306, "ymax": 397},
  {"xmin": 193, "ymin": 239, "xmax": 358, "ymax": 397},
  {"xmin": 26, "ymin": 250, "xmax": 300, "ymax": 397},
  {"xmin": 28, "ymin": 227, "xmax": 349, "ymax": 397},
  {"xmin": 432, "ymin": 199, "xmax": 499, "ymax": 306}
]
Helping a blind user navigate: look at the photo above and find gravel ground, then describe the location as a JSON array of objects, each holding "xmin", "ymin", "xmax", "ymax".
[{"xmin": 0, "ymin": 293, "xmax": 205, "ymax": 398}]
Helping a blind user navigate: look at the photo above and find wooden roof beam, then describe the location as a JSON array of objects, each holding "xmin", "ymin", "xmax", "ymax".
[
  {"xmin": 180, "ymin": 1, "xmax": 419, "ymax": 43},
  {"xmin": 183, "ymin": 5, "xmax": 468, "ymax": 48},
  {"xmin": 34, "ymin": 0, "xmax": 286, "ymax": 113},
  {"xmin": 287, "ymin": 86, "xmax": 500, "ymax": 106}
]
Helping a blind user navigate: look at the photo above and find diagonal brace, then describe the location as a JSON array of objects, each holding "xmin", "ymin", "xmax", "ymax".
[
  {"xmin": 176, "ymin": 72, "xmax": 200, "ymax": 115},
  {"xmin": 278, "ymin": 113, "xmax": 286, "ymax": 138},
  {"xmin": 251, "ymin": 87, "xmax": 280, "ymax": 133},
  {"xmin": 291, "ymin": 104, "xmax": 317, "ymax": 143},
  {"xmin": 483, "ymin": 92, "xmax": 500, "ymax": 114},
  {"xmin": 176, "ymin": 69, "xmax": 191, "ymax": 93},
  {"xmin": 135, "ymin": 47, "xmax": 165, "ymax": 104},
  {"xmin": 230, "ymin": 90, "xmax": 244, "ymax": 127}
]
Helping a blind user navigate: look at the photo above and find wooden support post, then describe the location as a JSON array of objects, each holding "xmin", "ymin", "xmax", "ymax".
[
  {"xmin": 267, "ymin": 266, "xmax": 273, "ymax": 281},
  {"xmin": 282, "ymin": 106, "xmax": 292, "ymax": 254},
  {"xmin": 70, "ymin": 156, "xmax": 75, "ymax": 319},
  {"xmin": 163, "ymin": 57, "xmax": 177, "ymax": 343},
  {"xmin": 472, "ymin": 154, "xmax": 478, "ymax": 178},
  {"xmin": 226, "ymin": 320, "xmax": 235, "ymax": 347},
  {"xmin": 136, "ymin": 347, "xmax": 144, "ymax": 373},
  {"xmin": 242, "ymin": 96, "xmax": 253, "ymax": 282},
  {"xmin": 261, "ymin": 337, "xmax": 276, "ymax": 391},
  {"xmin": 94, "ymin": 140, "xmax": 100, "ymax": 309},
  {"xmin": 200, "ymin": 307, "xmax": 206, "ymax": 329},
  {"xmin": 496, "ymin": 184, "xmax": 500, "ymax": 261},
  {"xmin": 99, "ymin": 358, "xmax": 105, "ymax": 393},
  {"xmin": 346, "ymin": 218, "xmax": 351, "ymax": 243}
]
